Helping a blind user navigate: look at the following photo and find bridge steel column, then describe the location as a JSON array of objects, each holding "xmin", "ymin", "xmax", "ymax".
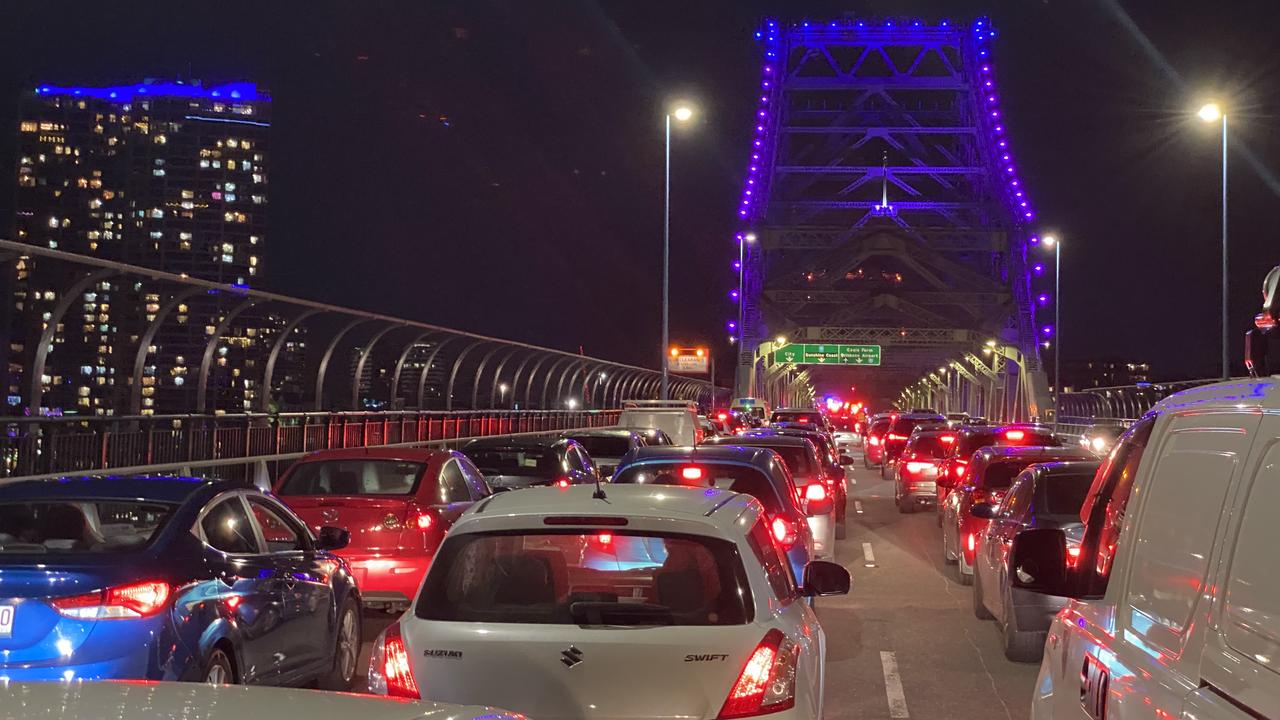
[
  {"xmin": 521, "ymin": 354, "xmax": 557, "ymax": 409},
  {"xmin": 389, "ymin": 331, "xmax": 439, "ymax": 405},
  {"xmin": 196, "ymin": 299, "xmax": 260, "ymax": 414},
  {"xmin": 444, "ymin": 340, "xmax": 488, "ymax": 411},
  {"xmin": 129, "ymin": 286, "xmax": 203, "ymax": 415},
  {"xmin": 314, "ymin": 318, "xmax": 370, "ymax": 411},
  {"xmin": 351, "ymin": 324, "xmax": 405, "ymax": 410},
  {"xmin": 537, "ymin": 356, "xmax": 575, "ymax": 410},
  {"xmin": 469, "ymin": 344, "xmax": 511, "ymax": 410},
  {"xmin": 27, "ymin": 269, "xmax": 116, "ymax": 416},
  {"xmin": 258, "ymin": 307, "xmax": 324, "ymax": 413},
  {"xmin": 417, "ymin": 336, "xmax": 465, "ymax": 409},
  {"xmin": 486, "ymin": 346, "xmax": 527, "ymax": 409}
]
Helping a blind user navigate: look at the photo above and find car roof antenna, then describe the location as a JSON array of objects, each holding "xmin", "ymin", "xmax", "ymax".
[{"xmin": 592, "ymin": 471, "xmax": 608, "ymax": 501}]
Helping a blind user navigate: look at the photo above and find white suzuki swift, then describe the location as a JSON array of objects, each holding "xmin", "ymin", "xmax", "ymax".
[{"xmin": 369, "ymin": 483, "xmax": 851, "ymax": 720}]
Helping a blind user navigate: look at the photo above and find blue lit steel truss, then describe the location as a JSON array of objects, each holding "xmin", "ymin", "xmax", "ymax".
[{"xmin": 736, "ymin": 17, "xmax": 1043, "ymax": 401}]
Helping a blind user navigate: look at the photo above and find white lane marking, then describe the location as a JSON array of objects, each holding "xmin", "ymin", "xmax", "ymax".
[
  {"xmin": 880, "ymin": 651, "xmax": 909, "ymax": 718},
  {"xmin": 862, "ymin": 542, "xmax": 877, "ymax": 567},
  {"xmin": 854, "ymin": 500, "xmax": 864, "ymax": 514}
]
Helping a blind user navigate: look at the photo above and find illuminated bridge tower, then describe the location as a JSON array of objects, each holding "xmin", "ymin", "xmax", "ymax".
[{"xmin": 735, "ymin": 17, "xmax": 1049, "ymax": 418}]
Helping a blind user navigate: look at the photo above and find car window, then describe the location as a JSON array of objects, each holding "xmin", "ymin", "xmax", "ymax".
[
  {"xmin": 1040, "ymin": 472, "xmax": 1096, "ymax": 517},
  {"xmin": 568, "ymin": 435, "xmax": 631, "ymax": 457},
  {"xmin": 999, "ymin": 476, "xmax": 1034, "ymax": 520},
  {"xmin": 456, "ymin": 456, "xmax": 492, "ymax": 499},
  {"xmin": 0, "ymin": 500, "xmax": 174, "ymax": 555},
  {"xmin": 247, "ymin": 497, "xmax": 307, "ymax": 553},
  {"xmin": 1078, "ymin": 416, "xmax": 1155, "ymax": 597},
  {"xmin": 747, "ymin": 517, "xmax": 797, "ymax": 601},
  {"xmin": 1123, "ymin": 413, "xmax": 1253, "ymax": 650},
  {"xmin": 280, "ymin": 459, "xmax": 425, "ymax": 496},
  {"xmin": 201, "ymin": 496, "xmax": 260, "ymax": 554},
  {"xmin": 438, "ymin": 460, "xmax": 472, "ymax": 504},
  {"xmin": 416, "ymin": 530, "xmax": 752, "ymax": 626}
]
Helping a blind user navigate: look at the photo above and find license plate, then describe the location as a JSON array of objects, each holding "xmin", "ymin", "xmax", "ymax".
[{"xmin": 0, "ymin": 605, "xmax": 14, "ymax": 638}]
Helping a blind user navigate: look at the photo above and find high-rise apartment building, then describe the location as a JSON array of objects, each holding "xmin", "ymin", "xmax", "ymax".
[{"xmin": 5, "ymin": 80, "xmax": 277, "ymax": 416}]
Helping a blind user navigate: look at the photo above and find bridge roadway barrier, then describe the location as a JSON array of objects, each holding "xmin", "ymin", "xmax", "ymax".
[{"xmin": 0, "ymin": 409, "xmax": 618, "ymax": 483}]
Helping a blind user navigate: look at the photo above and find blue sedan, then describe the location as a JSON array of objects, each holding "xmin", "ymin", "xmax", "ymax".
[{"xmin": 0, "ymin": 476, "xmax": 362, "ymax": 687}]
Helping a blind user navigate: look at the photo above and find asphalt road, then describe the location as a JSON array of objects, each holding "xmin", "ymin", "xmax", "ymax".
[{"xmin": 354, "ymin": 444, "xmax": 1042, "ymax": 717}]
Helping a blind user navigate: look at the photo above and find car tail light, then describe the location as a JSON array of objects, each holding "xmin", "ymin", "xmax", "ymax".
[
  {"xmin": 868, "ymin": 436, "xmax": 880, "ymax": 446},
  {"xmin": 1004, "ymin": 429, "xmax": 1026, "ymax": 441},
  {"xmin": 953, "ymin": 459, "xmax": 968, "ymax": 478},
  {"xmin": 51, "ymin": 580, "xmax": 172, "ymax": 619},
  {"xmin": 717, "ymin": 412, "xmax": 729, "ymax": 421},
  {"xmin": 718, "ymin": 629, "xmax": 798, "ymax": 718},
  {"xmin": 407, "ymin": 506, "xmax": 437, "ymax": 531},
  {"xmin": 798, "ymin": 417, "xmax": 809, "ymax": 423},
  {"xmin": 681, "ymin": 466, "xmax": 704, "ymax": 481},
  {"xmin": 804, "ymin": 483, "xmax": 827, "ymax": 502},
  {"xmin": 369, "ymin": 622, "xmax": 420, "ymax": 699},
  {"xmin": 967, "ymin": 533, "xmax": 976, "ymax": 553},
  {"xmin": 771, "ymin": 517, "xmax": 798, "ymax": 547},
  {"xmin": 1066, "ymin": 545, "xmax": 1082, "ymax": 567},
  {"xmin": 887, "ymin": 433, "xmax": 906, "ymax": 441},
  {"xmin": 940, "ymin": 435, "xmax": 956, "ymax": 444},
  {"xmin": 555, "ymin": 477, "xmax": 571, "ymax": 488},
  {"xmin": 904, "ymin": 461, "xmax": 933, "ymax": 475}
]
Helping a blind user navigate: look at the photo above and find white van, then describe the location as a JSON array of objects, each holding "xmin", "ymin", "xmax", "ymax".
[
  {"xmin": 618, "ymin": 400, "xmax": 703, "ymax": 446},
  {"xmin": 1007, "ymin": 378, "xmax": 1280, "ymax": 719}
]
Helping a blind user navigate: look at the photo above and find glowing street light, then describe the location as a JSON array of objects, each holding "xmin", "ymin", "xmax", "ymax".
[
  {"xmin": 672, "ymin": 105, "xmax": 695, "ymax": 123},
  {"xmin": 566, "ymin": 398, "xmax": 579, "ymax": 410},
  {"xmin": 1198, "ymin": 102, "xmax": 1222, "ymax": 122}
]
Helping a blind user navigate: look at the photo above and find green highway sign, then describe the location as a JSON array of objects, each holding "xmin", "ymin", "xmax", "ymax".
[{"xmin": 773, "ymin": 343, "xmax": 882, "ymax": 366}]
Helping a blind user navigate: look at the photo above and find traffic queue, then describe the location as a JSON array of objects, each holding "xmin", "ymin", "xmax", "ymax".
[{"xmin": 0, "ymin": 398, "xmax": 853, "ymax": 720}]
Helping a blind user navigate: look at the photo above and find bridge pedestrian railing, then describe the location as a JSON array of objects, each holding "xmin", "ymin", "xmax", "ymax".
[
  {"xmin": 1055, "ymin": 379, "xmax": 1220, "ymax": 438},
  {"xmin": 0, "ymin": 409, "xmax": 619, "ymax": 480}
]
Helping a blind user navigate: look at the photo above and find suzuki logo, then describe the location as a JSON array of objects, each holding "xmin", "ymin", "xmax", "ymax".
[
  {"xmin": 560, "ymin": 645, "xmax": 584, "ymax": 669},
  {"xmin": 320, "ymin": 508, "xmax": 338, "ymax": 522}
]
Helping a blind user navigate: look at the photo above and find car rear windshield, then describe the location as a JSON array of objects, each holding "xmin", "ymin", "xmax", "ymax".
[
  {"xmin": 869, "ymin": 419, "xmax": 892, "ymax": 434},
  {"xmin": 416, "ymin": 531, "xmax": 751, "ymax": 626},
  {"xmin": 279, "ymin": 459, "xmax": 426, "ymax": 495},
  {"xmin": 891, "ymin": 418, "xmax": 943, "ymax": 436},
  {"xmin": 464, "ymin": 447, "xmax": 557, "ymax": 476},
  {"xmin": 567, "ymin": 436, "xmax": 631, "ymax": 458},
  {"xmin": 745, "ymin": 444, "xmax": 814, "ymax": 477},
  {"xmin": 613, "ymin": 463, "xmax": 786, "ymax": 514},
  {"xmin": 907, "ymin": 435, "xmax": 951, "ymax": 458},
  {"xmin": 0, "ymin": 500, "xmax": 174, "ymax": 554},
  {"xmin": 978, "ymin": 461, "xmax": 1032, "ymax": 489},
  {"xmin": 771, "ymin": 411, "xmax": 822, "ymax": 425},
  {"xmin": 1041, "ymin": 474, "xmax": 1096, "ymax": 516}
]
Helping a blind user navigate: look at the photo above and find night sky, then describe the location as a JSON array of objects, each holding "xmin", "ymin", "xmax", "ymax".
[{"xmin": 3, "ymin": 0, "xmax": 1278, "ymax": 384}]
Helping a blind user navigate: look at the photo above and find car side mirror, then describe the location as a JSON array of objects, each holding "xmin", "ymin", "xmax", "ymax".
[
  {"xmin": 1008, "ymin": 528, "xmax": 1073, "ymax": 597},
  {"xmin": 315, "ymin": 526, "xmax": 350, "ymax": 551},
  {"xmin": 838, "ymin": 455, "xmax": 854, "ymax": 466},
  {"xmin": 801, "ymin": 560, "xmax": 851, "ymax": 597},
  {"xmin": 969, "ymin": 502, "xmax": 997, "ymax": 520}
]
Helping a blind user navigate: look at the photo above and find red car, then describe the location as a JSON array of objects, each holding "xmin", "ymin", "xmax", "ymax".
[
  {"xmin": 274, "ymin": 448, "xmax": 491, "ymax": 611},
  {"xmin": 935, "ymin": 425, "xmax": 1061, "ymax": 509},
  {"xmin": 940, "ymin": 444, "xmax": 1093, "ymax": 585}
]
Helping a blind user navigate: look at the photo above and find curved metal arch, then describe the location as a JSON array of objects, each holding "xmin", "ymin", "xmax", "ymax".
[
  {"xmin": 314, "ymin": 318, "xmax": 371, "ymax": 411},
  {"xmin": 196, "ymin": 298, "xmax": 260, "ymax": 414},
  {"xmin": 489, "ymin": 347, "xmax": 531, "ymax": 408},
  {"xmin": 638, "ymin": 376, "xmax": 660, "ymax": 400},
  {"xmin": 471, "ymin": 344, "xmax": 515, "ymax": 410},
  {"xmin": 27, "ymin": 269, "xmax": 117, "ymax": 416},
  {"xmin": 417, "ymin": 335, "xmax": 466, "ymax": 409},
  {"xmin": 521, "ymin": 354, "xmax": 557, "ymax": 408},
  {"xmin": 602, "ymin": 368, "xmax": 632, "ymax": 409},
  {"xmin": 542, "ymin": 356, "xmax": 579, "ymax": 409},
  {"xmin": 389, "ymin": 330, "xmax": 440, "ymax": 405},
  {"xmin": 444, "ymin": 340, "xmax": 489, "ymax": 411},
  {"xmin": 259, "ymin": 307, "xmax": 325, "ymax": 412},
  {"xmin": 351, "ymin": 324, "xmax": 406, "ymax": 410},
  {"xmin": 622, "ymin": 372, "xmax": 648, "ymax": 403},
  {"xmin": 129, "ymin": 286, "xmax": 203, "ymax": 415},
  {"xmin": 555, "ymin": 360, "xmax": 588, "ymax": 409}
]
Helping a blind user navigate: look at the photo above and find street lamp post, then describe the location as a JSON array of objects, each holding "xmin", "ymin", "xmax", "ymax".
[
  {"xmin": 1042, "ymin": 235, "xmax": 1062, "ymax": 431},
  {"xmin": 1199, "ymin": 102, "xmax": 1229, "ymax": 379},
  {"xmin": 662, "ymin": 103, "xmax": 696, "ymax": 400}
]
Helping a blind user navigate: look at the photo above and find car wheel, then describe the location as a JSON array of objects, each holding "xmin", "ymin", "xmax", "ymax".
[
  {"xmin": 318, "ymin": 598, "xmax": 362, "ymax": 691},
  {"xmin": 204, "ymin": 649, "xmax": 236, "ymax": 685},
  {"xmin": 863, "ymin": 454, "xmax": 873, "ymax": 469},
  {"xmin": 972, "ymin": 573, "xmax": 994, "ymax": 620},
  {"xmin": 1002, "ymin": 592, "xmax": 1046, "ymax": 663},
  {"xmin": 897, "ymin": 493, "xmax": 914, "ymax": 514},
  {"xmin": 835, "ymin": 520, "xmax": 847, "ymax": 540}
]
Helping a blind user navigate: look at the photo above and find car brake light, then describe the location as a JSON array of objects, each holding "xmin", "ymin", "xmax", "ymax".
[
  {"xmin": 953, "ymin": 459, "xmax": 968, "ymax": 478},
  {"xmin": 718, "ymin": 629, "xmax": 798, "ymax": 718},
  {"xmin": 798, "ymin": 417, "xmax": 809, "ymax": 423},
  {"xmin": 681, "ymin": 466, "xmax": 704, "ymax": 481},
  {"xmin": 967, "ymin": 533, "xmax": 975, "ymax": 553},
  {"xmin": 904, "ymin": 461, "xmax": 932, "ymax": 475},
  {"xmin": 51, "ymin": 580, "xmax": 172, "ymax": 619},
  {"xmin": 940, "ymin": 435, "xmax": 956, "ymax": 444},
  {"xmin": 408, "ymin": 507, "xmax": 436, "ymax": 531},
  {"xmin": 1066, "ymin": 546, "xmax": 1082, "ymax": 567},
  {"xmin": 771, "ymin": 517, "xmax": 798, "ymax": 547},
  {"xmin": 887, "ymin": 433, "xmax": 906, "ymax": 441},
  {"xmin": 804, "ymin": 483, "xmax": 827, "ymax": 502},
  {"xmin": 555, "ymin": 477, "xmax": 571, "ymax": 488},
  {"xmin": 717, "ymin": 412, "xmax": 729, "ymax": 421},
  {"xmin": 370, "ymin": 622, "xmax": 420, "ymax": 699},
  {"xmin": 1004, "ymin": 430, "xmax": 1026, "ymax": 441},
  {"xmin": 596, "ymin": 532, "xmax": 613, "ymax": 546},
  {"xmin": 868, "ymin": 436, "xmax": 880, "ymax": 446}
]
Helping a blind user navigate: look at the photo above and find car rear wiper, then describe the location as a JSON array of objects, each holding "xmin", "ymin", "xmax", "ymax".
[
  {"xmin": 570, "ymin": 601, "xmax": 674, "ymax": 626},
  {"xmin": 0, "ymin": 543, "xmax": 48, "ymax": 553}
]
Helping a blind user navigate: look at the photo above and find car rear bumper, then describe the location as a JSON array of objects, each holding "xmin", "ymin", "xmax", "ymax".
[
  {"xmin": 343, "ymin": 553, "xmax": 432, "ymax": 603},
  {"xmin": 900, "ymin": 481, "xmax": 937, "ymax": 503}
]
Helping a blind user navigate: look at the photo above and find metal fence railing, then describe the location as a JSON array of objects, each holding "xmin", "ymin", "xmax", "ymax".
[
  {"xmin": 1055, "ymin": 378, "xmax": 1222, "ymax": 439},
  {"xmin": 0, "ymin": 409, "xmax": 620, "ymax": 480}
]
